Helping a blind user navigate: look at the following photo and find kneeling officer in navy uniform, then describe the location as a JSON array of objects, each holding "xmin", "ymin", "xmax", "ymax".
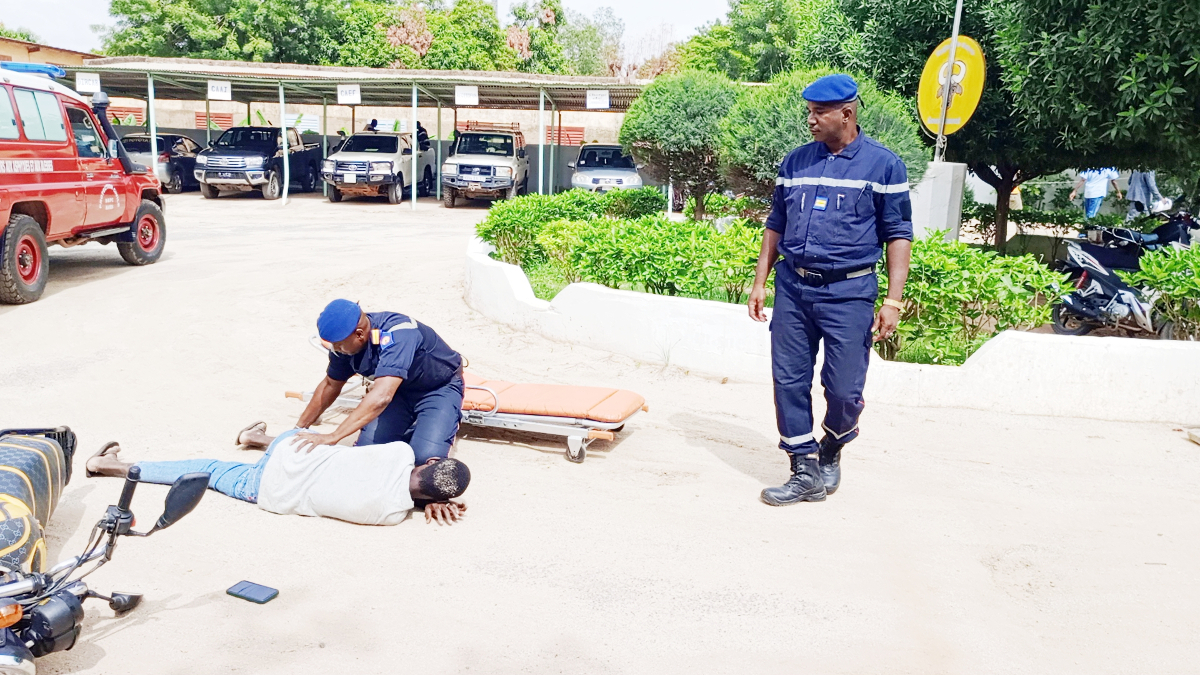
[
  {"xmin": 747, "ymin": 74, "xmax": 912, "ymax": 505},
  {"xmin": 293, "ymin": 299, "xmax": 464, "ymax": 461}
]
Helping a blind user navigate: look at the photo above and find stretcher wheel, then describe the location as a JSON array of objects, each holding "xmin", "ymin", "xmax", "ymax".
[{"xmin": 566, "ymin": 437, "xmax": 586, "ymax": 463}]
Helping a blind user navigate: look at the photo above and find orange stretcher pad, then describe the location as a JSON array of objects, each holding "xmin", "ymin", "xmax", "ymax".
[{"xmin": 287, "ymin": 371, "xmax": 648, "ymax": 463}]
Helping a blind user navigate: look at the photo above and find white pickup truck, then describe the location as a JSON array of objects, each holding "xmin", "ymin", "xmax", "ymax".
[{"xmin": 320, "ymin": 131, "xmax": 434, "ymax": 203}]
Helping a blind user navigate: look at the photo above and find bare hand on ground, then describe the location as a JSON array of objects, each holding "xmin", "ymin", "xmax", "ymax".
[
  {"xmin": 747, "ymin": 286, "xmax": 769, "ymax": 322},
  {"xmin": 425, "ymin": 500, "xmax": 467, "ymax": 526},
  {"xmin": 292, "ymin": 432, "xmax": 337, "ymax": 453},
  {"xmin": 872, "ymin": 305, "xmax": 900, "ymax": 342}
]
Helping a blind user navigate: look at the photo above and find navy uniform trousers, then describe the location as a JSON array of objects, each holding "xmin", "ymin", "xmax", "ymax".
[
  {"xmin": 355, "ymin": 374, "xmax": 464, "ymax": 463},
  {"xmin": 770, "ymin": 261, "xmax": 875, "ymax": 456}
]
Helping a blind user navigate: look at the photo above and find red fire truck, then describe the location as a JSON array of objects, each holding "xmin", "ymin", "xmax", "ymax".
[{"xmin": 0, "ymin": 63, "xmax": 165, "ymax": 304}]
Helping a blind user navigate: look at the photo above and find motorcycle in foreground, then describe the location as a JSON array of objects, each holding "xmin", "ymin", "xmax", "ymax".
[
  {"xmin": 1051, "ymin": 241, "xmax": 1174, "ymax": 338},
  {"xmin": 0, "ymin": 430, "xmax": 207, "ymax": 675}
]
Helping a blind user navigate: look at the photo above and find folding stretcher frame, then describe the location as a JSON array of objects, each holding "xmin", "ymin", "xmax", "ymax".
[{"xmin": 285, "ymin": 372, "xmax": 648, "ymax": 463}]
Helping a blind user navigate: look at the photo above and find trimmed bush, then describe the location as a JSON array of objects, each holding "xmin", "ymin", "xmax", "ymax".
[
  {"xmin": 876, "ymin": 234, "xmax": 1068, "ymax": 365},
  {"xmin": 1122, "ymin": 246, "xmax": 1200, "ymax": 340},
  {"xmin": 605, "ymin": 187, "xmax": 668, "ymax": 219}
]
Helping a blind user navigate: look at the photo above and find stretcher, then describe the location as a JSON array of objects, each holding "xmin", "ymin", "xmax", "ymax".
[{"xmin": 286, "ymin": 351, "xmax": 648, "ymax": 462}]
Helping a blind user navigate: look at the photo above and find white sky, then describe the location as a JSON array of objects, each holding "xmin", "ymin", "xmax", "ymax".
[{"xmin": 0, "ymin": 0, "xmax": 729, "ymax": 62}]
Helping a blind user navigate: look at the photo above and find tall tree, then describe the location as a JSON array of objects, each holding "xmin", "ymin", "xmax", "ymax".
[
  {"xmin": 102, "ymin": 0, "xmax": 347, "ymax": 64},
  {"xmin": 558, "ymin": 7, "xmax": 623, "ymax": 76},
  {"xmin": 422, "ymin": 0, "xmax": 518, "ymax": 71},
  {"xmin": 0, "ymin": 23, "xmax": 40, "ymax": 43},
  {"xmin": 508, "ymin": 0, "xmax": 568, "ymax": 74},
  {"xmin": 619, "ymin": 71, "xmax": 740, "ymax": 219}
]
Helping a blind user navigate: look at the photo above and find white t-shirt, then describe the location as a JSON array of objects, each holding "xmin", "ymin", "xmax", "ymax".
[
  {"xmin": 256, "ymin": 434, "xmax": 415, "ymax": 526},
  {"xmin": 1081, "ymin": 168, "xmax": 1119, "ymax": 199}
]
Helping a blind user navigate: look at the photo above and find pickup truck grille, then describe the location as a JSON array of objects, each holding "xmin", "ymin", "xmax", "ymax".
[
  {"xmin": 335, "ymin": 161, "xmax": 369, "ymax": 173},
  {"xmin": 206, "ymin": 156, "xmax": 247, "ymax": 169},
  {"xmin": 458, "ymin": 165, "xmax": 493, "ymax": 177}
]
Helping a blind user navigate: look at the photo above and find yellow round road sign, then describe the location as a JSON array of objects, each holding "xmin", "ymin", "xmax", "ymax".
[{"xmin": 917, "ymin": 36, "xmax": 986, "ymax": 135}]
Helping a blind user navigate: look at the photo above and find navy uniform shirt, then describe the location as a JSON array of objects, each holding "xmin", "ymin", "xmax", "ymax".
[
  {"xmin": 327, "ymin": 312, "xmax": 462, "ymax": 394},
  {"xmin": 765, "ymin": 130, "xmax": 914, "ymax": 274}
]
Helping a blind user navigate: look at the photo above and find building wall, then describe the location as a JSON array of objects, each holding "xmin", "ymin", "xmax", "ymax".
[{"xmin": 0, "ymin": 38, "xmax": 97, "ymax": 67}]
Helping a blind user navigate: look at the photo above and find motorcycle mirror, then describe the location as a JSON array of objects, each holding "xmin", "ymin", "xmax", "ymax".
[{"xmin": 150, "ymin": 473, "xmax": 208, "ymax": 533}]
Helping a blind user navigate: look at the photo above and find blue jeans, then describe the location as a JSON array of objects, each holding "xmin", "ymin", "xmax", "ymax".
[
  {"xmin": 135, "ymin": 429, "xmax": 302, "ymax": 503},
  {"xmin": 355, "ymin": 374, "xmax": 463, "ymax": 463},
  {"xmin": 1084, "ymin": 196, "xmax": 1104, "ymax": 219}
]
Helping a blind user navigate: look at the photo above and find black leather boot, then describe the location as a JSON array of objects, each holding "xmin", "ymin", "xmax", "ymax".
[
  {"xmin": 761, "ymin": 452, "xmax": 826, "ymax": 505},
  {"xmin": 817, "ymin": 435, "xmax": 844, "ymax": 495}
]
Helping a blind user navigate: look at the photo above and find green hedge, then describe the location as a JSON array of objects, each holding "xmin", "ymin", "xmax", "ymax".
[
  {"xmin": 1122, "ymin": 245, "xmax": 1200, "ymax": 340},
  {"xmin": 876, "ymin": 234, "xmax": 1069, "ymax": 365},
  {"xmin": 476, "ymin": 187, "xmax": 666, "ymax": 267}
]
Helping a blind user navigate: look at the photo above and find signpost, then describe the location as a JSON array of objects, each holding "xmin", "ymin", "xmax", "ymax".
[
  {"xmin": 585, "ymin": 90, "xmax": 610, "ymax": 110},
  {"xmin": 916, "ymin": 0, "xmax": 985, "ymax": 161},
  {"xmin": 455, "ymin": 86, "xmax": 479, "ymax": 106},
  {"xmin": 207, "ymin": 80, "xmax": 231, "ymax": 101},
  {"xmin": 75, "ymin": 72, "xmax": 100, "ymax": 94},
  {"xmin": 337, "ymin": 84, "xmax": 361, "ymax": 106}
]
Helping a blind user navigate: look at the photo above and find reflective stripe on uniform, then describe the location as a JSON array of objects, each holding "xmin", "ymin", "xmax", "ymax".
[
  {"xmin": 780, "ymin": 433, "xmax": 814, "ymax": 446},
  {"xmin": 775, "ymin": 175, "xmax": 909, "ymax": 194}
]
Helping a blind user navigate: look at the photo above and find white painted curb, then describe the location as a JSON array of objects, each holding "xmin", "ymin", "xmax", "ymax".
[{"xmin": 464, "ymin": 238, "xmax": 1200, "ymax": 424}]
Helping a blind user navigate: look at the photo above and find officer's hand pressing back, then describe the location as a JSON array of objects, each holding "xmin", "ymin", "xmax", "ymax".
[
  {"xmin": 872, "ymin": 305, "xmax": 900, "ymax": 342},
  {"xmin": 747, "ymin": 285, "xmax": 769, "ymax": 322}
]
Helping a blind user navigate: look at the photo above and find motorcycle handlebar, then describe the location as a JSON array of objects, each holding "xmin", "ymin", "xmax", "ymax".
[{"xmin": 117, "ymin": 466, "xmax": 140, "ymax": 512}]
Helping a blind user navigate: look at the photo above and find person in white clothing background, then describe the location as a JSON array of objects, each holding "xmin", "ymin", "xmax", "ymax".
[{"xmin": 84, "ymin": 426, "xmax": 470, "ymax": 526}]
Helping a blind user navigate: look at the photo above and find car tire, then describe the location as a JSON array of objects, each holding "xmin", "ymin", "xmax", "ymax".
[
  {"xmin": 388, "ymin": 176, "xmax": 405, "ymax": 205},
  {"xmin": 328, "ymin": 187, "xmax": 343, "ymax": 203},
  {"xmin": 443, "ymin": 187, "xmax": 456, "ymax": 208},
  {"xmin": 163, "ymin": 170, "xmax": 184, "ymax": 194},
  {"xmin": 199, "ymin": 182, "xmax": 219, "ymax": 199},
  {"xmin": 0, "ymin": 214, "xmax": 49, "ymax": 304},
  {"xmin": 419, "ymin": 167, "xmax": 434, "ymax": 197},
  {"xmin": 301, "ymin": 164, "xmax": 317, "ymax": 193},
  {"xmin": 262, "ymin": 170, "xmax": 282, "ymax": 200},
  {"xmin": 117, "ymin": 200, "xmax": 167, "ymax": 266}
]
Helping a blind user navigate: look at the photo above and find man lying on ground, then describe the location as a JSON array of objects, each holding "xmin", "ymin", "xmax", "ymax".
[{"xmin": 85, "ymin": 426, "xmax": 469, "ymax": 525}]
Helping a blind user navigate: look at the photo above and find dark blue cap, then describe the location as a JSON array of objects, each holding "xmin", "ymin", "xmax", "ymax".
[
  {"xmin": 803, "ymin": 74, "xmax": 859, "ymax": 104},
  {"xmin": 317, "ymin": 299, "xmax": 362, "ymax": 342}
]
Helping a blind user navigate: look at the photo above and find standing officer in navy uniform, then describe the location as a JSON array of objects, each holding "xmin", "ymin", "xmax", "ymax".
[
  {"xmin": 747, "ymin": 74, "xmax": 912, "ymax": 505},
  {"xmin": 292, "ymin": 299, "xmax": 465, "ymax": 462}
]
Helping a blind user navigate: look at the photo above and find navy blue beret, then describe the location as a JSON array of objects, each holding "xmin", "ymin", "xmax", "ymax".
[
  {"xmin": 802, "ymin": 74, "xmax": 859, "ymax": 104},
  {"xmin": 317, "ymin": 299, "xmax": 362, "ymax": 342}
]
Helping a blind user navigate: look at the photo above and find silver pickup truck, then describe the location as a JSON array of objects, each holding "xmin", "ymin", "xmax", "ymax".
[{"xmin": 321, "ymin": 131, "xmax": 434, "ymax": 204}]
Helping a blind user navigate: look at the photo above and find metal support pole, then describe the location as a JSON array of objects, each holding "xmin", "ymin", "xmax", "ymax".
[
  {"xmin": 351, "ymin": 106, "xmax": 356, "ymax": 133},
  {"xmin": 246, "ymin": 100, "xmax": 251, "ymax": 126},
  {"xmin": 934, "ymin": 0, "xmax": 965, "ymax": 163},
  {"xmin": 205, "ymin": 96, "xmax": 211, "ymax": 145},
  {"xmin": 538, "ymin": 89, "xmax": 545, "ymax": 195},
  {"xmin": 436, "ymin": 102, "xmax": 442, "ymax": 199},
  {"xmin": 667, "ymin": 180, "xmax": 674, "ymax": 215},
  {"xmin": 147, "ymin": 74, "xmax": 158, "ymax": 184},
  {"xmin": 279, "ymin": 82, "xmax": 289, "ymax": 205},
  {"xmin": 411, "ymin": 82, "xmax": 418, "ymax": 210},
  {"xmin": 555, "ymin": 109, "xmax": 563, "ymax": 194},
  {"xmin": 547, "ymin": 99, "xmax": 557, "ymax": 194},
  {"xmin": 322, "ymin": 97, "xmax": 328, "ymax": 197}
]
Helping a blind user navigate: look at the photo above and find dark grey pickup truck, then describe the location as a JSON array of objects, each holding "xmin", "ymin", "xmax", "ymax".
[{"xmin": 194, "ymin": 127, "xmax": 322, "ymax": 200}]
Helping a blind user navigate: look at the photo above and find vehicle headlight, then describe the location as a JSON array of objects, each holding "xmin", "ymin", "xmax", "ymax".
[
  {"xmin": 322, "ymin": 159, "xmax": 334, "ymax": 172},
  {"xmin": 495, "ymin": 167, "xmax": 513, "ymax": 178},
  {"xmin": 245, "ymin": 156, "xmax": 264, "ymax": 169},
  {"xmin": 442, "ymin": 163, "xmax": 458, "ymax": 176},
  {"xmin": 627, "ymin": 174, "xmax": 643, "ymax": 185},
  {"xmin": 370, "ymin": 161, "xmax": 392, "ymax": 174},
  {"xmin": 572, "ymin": 173, "xmax": 588, "ymax": 183},
  {"xmin": 196, "ymin": 155, "xmax": 208, "ymax": 165}
]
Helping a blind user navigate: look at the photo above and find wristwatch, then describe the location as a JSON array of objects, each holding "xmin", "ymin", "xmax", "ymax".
[{"xmin": 882, "ymin": 298, "xmax": 906, "ymax": 311}]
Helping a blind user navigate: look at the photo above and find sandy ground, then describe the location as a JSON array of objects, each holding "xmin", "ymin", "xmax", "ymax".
[{"xmin": 1, "ymin": 191, "xmax": 1197, "ymax": 675}]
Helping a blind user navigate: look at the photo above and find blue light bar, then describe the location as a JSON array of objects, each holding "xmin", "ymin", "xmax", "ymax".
[{"xmin": 0, "ymin": 63, "xmax": 67, "ymax": 79}]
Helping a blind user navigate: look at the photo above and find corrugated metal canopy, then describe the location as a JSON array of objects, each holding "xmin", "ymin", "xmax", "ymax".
[{"xmin": 62, "ymin": 56, "xmax": 645, "ymax": 111}]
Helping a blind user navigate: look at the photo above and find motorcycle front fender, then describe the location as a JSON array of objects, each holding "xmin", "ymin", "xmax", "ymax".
[{"xmin": 0, "ymin": 627, "xmax": 36, "ymax": 674}]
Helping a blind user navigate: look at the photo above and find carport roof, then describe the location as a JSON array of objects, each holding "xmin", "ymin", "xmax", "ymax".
[{"xmin": 62, "ymin": 57, "xmax": 646, "ymax": 111}]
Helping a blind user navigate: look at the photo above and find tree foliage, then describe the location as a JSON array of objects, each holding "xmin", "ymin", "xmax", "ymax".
[
  {"xmin": 718, "ymin": 67, "xmax": 929, "ymax": 199},
  {"xmin": 508, "ymin": 0, "xmax": 568, "ymax": 74},
  {"xmin": 618, "ymin": 71, "xmax": 740, "ymax": 219},
  {"xmin": 558, "ymin": 8, "xmax": 623, "ymax": 76},
  {"xmin": 0, "ymin": 23, "xmax": 39, "ymax": 43},
  {"xmin": 997, "ymin": 0, "xmax": 1200, "ymax": 169},
  {"xmin": 102, "ymin": 0, "xmax": 347, "ymax": 64},
  {"xmin": 422, "ymin": 0, "xmax": 517, "ymax": 71}
]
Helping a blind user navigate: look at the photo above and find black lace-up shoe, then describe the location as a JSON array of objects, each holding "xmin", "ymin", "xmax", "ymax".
[
  {"xmin": 760, "ymin": 452, "xmax": 827, "ymax": 505},
  {"xmin": 817, "ymin": 435, "xmax": 844, "ymax": 495}
]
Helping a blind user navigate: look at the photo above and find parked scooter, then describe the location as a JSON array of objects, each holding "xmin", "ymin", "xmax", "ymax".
[
  {"xmin": 1051, "ymin": 241, "xmax": 1174, "ymax": 338},
  {"xmin": 0, "ymin": 452, "xmax": 207, "ymax": 674}
]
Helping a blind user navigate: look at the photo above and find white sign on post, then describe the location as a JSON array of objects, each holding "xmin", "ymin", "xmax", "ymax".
[
  {"xmin": 455, "ymin": 85, "xmax": 479, "ymax": 106},
  {"xmin": 75, "ymin": 73, "xmax": 101, "ymax": 94},
  {"xmin": 207, "ymin": 80, "xmax": 232, "ymax": 100},
  {"xmin": 338, "ymin": 84, "xmax": 361, "ymax": 106},
  {"xmin": 586, "ymin": 89, "xmax": 610, "ymax": 110}
]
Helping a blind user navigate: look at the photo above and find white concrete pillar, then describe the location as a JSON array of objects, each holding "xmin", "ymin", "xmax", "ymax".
[{"xmin": 909, "ymin": 161, "xmax": 967, "ymax": 241}]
